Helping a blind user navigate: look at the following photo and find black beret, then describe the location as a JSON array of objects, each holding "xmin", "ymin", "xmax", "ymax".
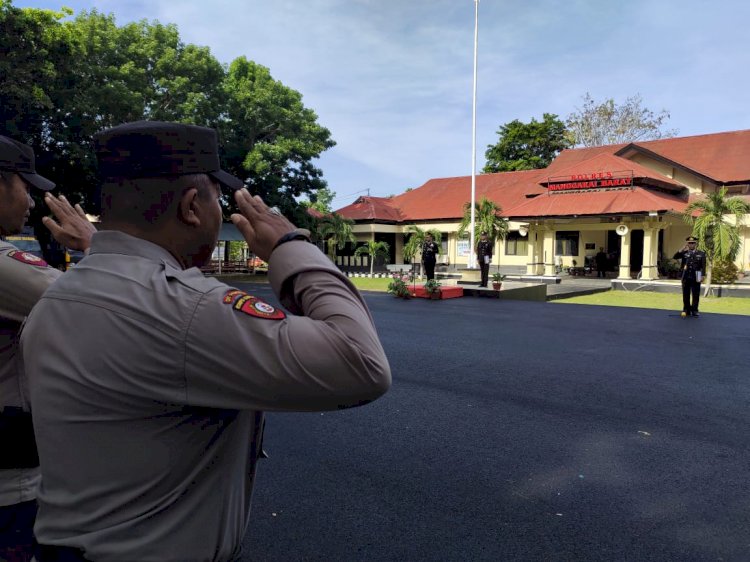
[
  {"xmin": 94, "ymin": 121, "xmax": 243, "ymax": 190},
  {"xmin": 0, "ymin": 135, "xmax": 55, "ymax": 191}
]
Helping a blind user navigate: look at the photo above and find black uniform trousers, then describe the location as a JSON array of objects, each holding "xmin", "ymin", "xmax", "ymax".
[
  {"xmin": 479, "ymin": 262, "xmax": 490, "ymax": 287},
  {"xmin": 682, "ymin": 279, "xmax": 701, "ymax": 314},
  {"xmin": 0, "ymin": 499, "xmax": 37, "ymax": 562},
  {"xmin": 423, "ymin": 258, "xmax": 436, "ymax": 281}
]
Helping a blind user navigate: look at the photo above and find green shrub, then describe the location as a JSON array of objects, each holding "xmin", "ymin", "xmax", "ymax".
[{"xmin": 711, "ymin": 260, "xmax": 739, "ymax": 284}]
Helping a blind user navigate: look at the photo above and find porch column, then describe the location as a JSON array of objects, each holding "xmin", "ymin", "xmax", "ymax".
[
  {"xmin": 526, "ymin": 228, "xmax": 542, "ymax": 275},
  {"xmin": 640, "ymin": 228, "xmax": 659, "ymax": 280},
  {"xmin": 543, "ymin": 228, "xmax": 556, "ymax": 276},
  {"xmin": 395, "ymin": 233, "xmax": 404, "ymax": 265},
  {"xmin": 618, "ymin": 230, "xmax": 632, "ymax": 279}
]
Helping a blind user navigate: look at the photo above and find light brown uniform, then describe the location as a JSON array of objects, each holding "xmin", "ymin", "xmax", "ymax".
[
  {"xmin": 0, "ymin": 239, "xmax": 60, "ymax": 506},
  {"xmin": 21, "ymin": 230, "xmax": 391, "ymax": 561}
]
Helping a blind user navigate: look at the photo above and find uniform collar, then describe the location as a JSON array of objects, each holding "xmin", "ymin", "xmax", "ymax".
[{"xmin": 89, "ymin": 230, "xmax": 183, "ymax": 270}]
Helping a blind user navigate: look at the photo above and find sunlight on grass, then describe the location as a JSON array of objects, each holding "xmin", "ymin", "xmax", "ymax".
[{"xmin": 552, "ymin": 290, "xmax": 750, "ymax": 316}]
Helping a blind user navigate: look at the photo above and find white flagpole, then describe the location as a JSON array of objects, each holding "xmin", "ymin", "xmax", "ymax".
[{"xmin": 468, "ymin": 0, "xmax": 479, "ymax": 268}]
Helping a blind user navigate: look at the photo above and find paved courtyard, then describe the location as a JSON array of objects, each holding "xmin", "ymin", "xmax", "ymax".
[{"xmin": 236, "ymin": 283, "xmax": 750, "ymax": 562}]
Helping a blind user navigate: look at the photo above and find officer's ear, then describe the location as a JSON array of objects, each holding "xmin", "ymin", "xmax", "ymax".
[{"xmin": 178, "ymin": 187, "xmax": 201, "ymax": 228}]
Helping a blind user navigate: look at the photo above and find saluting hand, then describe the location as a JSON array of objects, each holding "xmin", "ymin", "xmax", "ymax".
[
  {"xmin": 231, "ymin": 189, "xmax": 300, "ymax": 262},
  {"xmin": 43, "ymin": 193, "xmax": 97, "ymax": 252}
]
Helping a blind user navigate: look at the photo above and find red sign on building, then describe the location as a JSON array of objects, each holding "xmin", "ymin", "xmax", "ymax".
[{"xmin": 547, "ymin": 171, "xmax": 634, "ymax": 192}]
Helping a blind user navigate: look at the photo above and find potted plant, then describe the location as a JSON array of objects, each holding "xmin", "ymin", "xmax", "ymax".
[
  {"xmin": 491, "ymin": 272, "xmax": 505, "ymax": 290},
  {"xmin": 423, "ymin": 278, "xmax": 442, "ymax": 299},
  {"xmin": 387, "ymin": 273, "xmax": 411, "ymax": 299}
]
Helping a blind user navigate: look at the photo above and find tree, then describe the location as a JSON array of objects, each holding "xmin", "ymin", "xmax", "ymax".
[
  {"xmin": 316, "ymin": 212, "xmax": 355, "ymax": 261},
  {"xmin": 302, "ymin": 186, "xmax": 336, "ymax": 214},
  {"xmin": 457, "ymin": 197, "xmax": 509, "ymax": 246},
  {"xmin": 354, "ymin": 241, "xmax": 390, "ymax": 275},
  {"xmin": 0, "ymin": 1, "xmax": 336, "ymax": 226},
  {"xmin": 220, "ymin": 57, "xmax": 335, "ymax": 219},
  {"xmin": 566, "ymin": 92, "xmax": 677, "ymax": 147},
  {"xmin": 682, "ymin": 187, "xmax": 750, "ymax": 295},
  {"xmin": 484, "ymin": 113, "xmax": 571, "ymax": 172}
]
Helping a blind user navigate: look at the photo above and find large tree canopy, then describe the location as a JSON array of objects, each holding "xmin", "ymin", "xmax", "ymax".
[
  {"xmin": 0, "ymin": 0, "xmax": 334, "ymax": 228},
  {"xmin": 566, "ymin": 92, "xmax": 677, "ymax": 147},
  {"xmin": 483, "ymin": 113, "xmax": 571, "ymax": 173}
]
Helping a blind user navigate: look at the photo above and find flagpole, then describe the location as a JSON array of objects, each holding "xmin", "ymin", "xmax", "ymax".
[{"xmin": 468, "ymin": 0, "xmax": 479, "ymax": 268}]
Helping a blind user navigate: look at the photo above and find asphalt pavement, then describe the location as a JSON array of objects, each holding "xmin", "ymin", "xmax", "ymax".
[{"xmin": 234, "ymin": 283, "xmax": 750, "ymax": 562}]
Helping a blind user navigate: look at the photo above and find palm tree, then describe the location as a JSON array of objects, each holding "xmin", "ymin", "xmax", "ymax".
[
  {"xmin": 457, "ymin": 197, "xmax": 510, "ymax": 271},
  {"xmin": 354, "ymin": 240, "xmax": 390, "ymax": 275},
  {"xmin": 402, "ymin": 225, "xmax": 442, "ymax": 280},
  {"xmin": 683, "ymin": 186, "xmax": 750, "ymax": 295},
  {"xmin": 316, "ymin": 212, "xmax": 356, "ymax": 262}
]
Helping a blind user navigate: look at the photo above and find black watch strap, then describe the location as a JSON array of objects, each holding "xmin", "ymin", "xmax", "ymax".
[{"xmin": 272, "ymin": 231, "xmax": 311, "ymax": 251}]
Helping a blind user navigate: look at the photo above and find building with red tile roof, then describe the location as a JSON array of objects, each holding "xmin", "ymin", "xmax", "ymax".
[{"xmin": 333, "ymin": 129, "xmax": 750, "ymax": 279}]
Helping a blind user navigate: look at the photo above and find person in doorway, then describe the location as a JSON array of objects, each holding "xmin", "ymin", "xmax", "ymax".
[
  {"xmin": 476, "ymin": 231, "xmax": 492, "ymax": 287},
  {"xmin": 595, "ymin": 247, "xmax": 608, "ymax": 278},
  {"xmin": 421, "ymin": 232, "xmax": 439, "ymax": 281},
  {"xmin": 21, "ymin": 121, "xmax": 391, "ymax": 562},
  {"xmin": 673, "ymin": 235, "xmax": 706, "ymax": 317}
]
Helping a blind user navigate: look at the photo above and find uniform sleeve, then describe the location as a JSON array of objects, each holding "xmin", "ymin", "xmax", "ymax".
[
  {"xmin": 183, "ymin": 241, "xmax": 391, "ymax": 412},
  {"xmin": 0, "ymin": 248, "xmax": 62, "ymax": 322},
  {"xmin": 672, "ymin": 250, "xmax": 685, "ymax": 260}
]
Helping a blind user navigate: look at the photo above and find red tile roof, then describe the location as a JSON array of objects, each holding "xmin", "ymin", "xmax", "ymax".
[
  {"xmin": 623, "ymin": 129, "xmax": 750, "ymax": 184},
  {"xmin": 335, "ymin": 170, "xmax": 545, "ymax": 222},
  {"xmin": 505, "ymin": 187, "xmax": 688, "ymax": 219},
  {"xmin": 334, "ymin": 129, "xmax": 750, "ymax": 223},
  {"xmin": 335, "ymin": 196, "xmax": 404, "ymax": 222},
  {"xmin": 541, "ymin": 153, "xmax": 684, "ymax": 191}
]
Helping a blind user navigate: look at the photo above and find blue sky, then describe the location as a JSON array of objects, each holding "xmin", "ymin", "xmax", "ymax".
[{"xmin": 14, "ymin": 0, "xmax": 750, "ymax": 210}]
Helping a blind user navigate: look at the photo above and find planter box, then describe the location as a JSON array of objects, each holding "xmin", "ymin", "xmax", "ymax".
[{"xmin": 413, "ymin": 285, "xmax": 464, "ymax": 299}]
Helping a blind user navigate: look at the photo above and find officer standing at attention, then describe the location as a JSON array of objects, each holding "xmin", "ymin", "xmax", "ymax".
[
  {"xmin": 421, "ymin": 232, "xmax": 439, "ymax": 281},
  {"xmin": 21, "ymin": 121, "xmax": 392, "ymax": 562},
  {"xmin": 476, "ymin": 231, "xmax": 493, "ymax": 288},
  {"xmin": 673, "ymin": 235, "xmax": 706, "ymax": 317},
  {"xmin": 0, "ymin": 135, "xmax": 94, "ymax": 561}
]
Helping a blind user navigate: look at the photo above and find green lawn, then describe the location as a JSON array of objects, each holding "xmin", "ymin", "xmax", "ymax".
[{"xmin": 553, "ymin": 290, "xmax": 750, "ymax": 316}]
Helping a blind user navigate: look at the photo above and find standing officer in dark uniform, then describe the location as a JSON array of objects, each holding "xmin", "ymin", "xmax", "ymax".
[
  {"xmin": 22, "ymin": 121, "xmax": 391, "ymax": 562},
  {"xmin": 421, "ymin": 232, "xmax": 439, "ymax": 281},
  {"xmin": 673, "ymin": 235, "xmax": 706, "ymax": 317},
  {"xmin": 476, "ymin": 231, "xmax": 493, "ymax": 287},
  {"xmin": 0, "ymin": 135, "xmax": 94, "ymax": 561}
]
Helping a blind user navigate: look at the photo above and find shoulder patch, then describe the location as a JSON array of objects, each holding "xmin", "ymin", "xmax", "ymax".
[
  {"xmin": 7, "ymin": 250, "xmax": 48, "ymax": 268},
  {"xmin": 222, "ymin": 289, "xmax": 247, "ymax": 304},
  {"xmin": 234, "ymin": 295, "xmax": 285, "ymax": 320},
  {"xmin": 222, "ymin": 290, "xmax": 285, "ymax": 320}
]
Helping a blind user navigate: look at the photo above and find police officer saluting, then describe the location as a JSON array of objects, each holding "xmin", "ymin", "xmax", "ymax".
[
  {"xmin": 421, "ymin": 232, "xmax": 439, "ymax": 281},
  {"xmin": 21, "ymin": 121, "xmax": 391, "ymax": 562},
  {"xmin": 673, "ymin": 235, "xmax": 706, "ymax": 317},
  {"xmin": 0, "ymin": 135, "xmax": 94, "ymax": 561}
]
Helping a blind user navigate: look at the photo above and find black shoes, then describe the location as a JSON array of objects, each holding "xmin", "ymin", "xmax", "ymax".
[{"xmin": 691, "ymin": 311, "xmax": 700, "ymax": 317}]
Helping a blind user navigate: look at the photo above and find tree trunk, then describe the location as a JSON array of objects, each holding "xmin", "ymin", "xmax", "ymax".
[
  {"xmin": 370, "ymin": 255, "xmax": 374, "ymax": 276},
  {"xmin": 703, "ymin": 261, "xmax": 713, "ymax": 297}
]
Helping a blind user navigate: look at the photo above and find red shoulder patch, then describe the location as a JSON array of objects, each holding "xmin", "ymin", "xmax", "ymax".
[
  {"xmin": 7, "ymin": 250, "xmax": 48, "ymax": 268},
  {"xmin": 234, "ymin": 295, "xmax": 286, "ymax": 320},
  {"xmin": 222, "ymin": 289, "xmax": 247, "ymax": 304}
]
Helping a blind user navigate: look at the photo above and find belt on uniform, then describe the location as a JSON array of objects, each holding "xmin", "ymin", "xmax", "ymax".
[
  {"xmin": 0, "ymin": 407, "xmax": 39, "ymax": 469},
  {"xmin": 34, "ymin": 543, "xmax": 89, "ymax": 562}
]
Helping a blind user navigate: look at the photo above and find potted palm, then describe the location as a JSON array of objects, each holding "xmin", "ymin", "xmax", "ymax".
[
  {"xmin": 423, "ymin": 278, "xmax": 442, "ymax": 299},
  {"xmin": 491, "ymin": 272, "xmax": 505, "ymax": 290}
]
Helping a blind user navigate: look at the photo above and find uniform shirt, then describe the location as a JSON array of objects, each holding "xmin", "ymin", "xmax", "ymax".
[
  {"xmin": 476, "ymin": 240, "xmax": 493, "ymax": 261},
  {"xmin": 21, "ymin": 230, "xmax": 391, "ymax": 562},
  {"xmin": 673, "ymin": 248, "xmax": 706, "ymax": 282},
  {"xmin": 0, "ymin": 239, "xmax": 61, "ymax": 506},
  {"xmin": 0, "ymin": 236, "xmax": 60, "ymax": 506},
  {"xmin": 421, "ymin": 241, "xmax": 439, "ymax": 262}
]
